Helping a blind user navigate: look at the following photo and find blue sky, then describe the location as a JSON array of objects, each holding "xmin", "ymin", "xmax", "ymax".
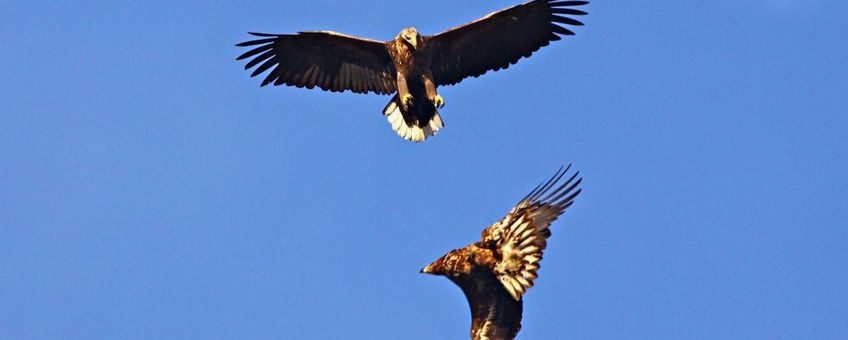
[{"xmin": 1, "ymin": 1, "xmax": 846, "ymax": 339}]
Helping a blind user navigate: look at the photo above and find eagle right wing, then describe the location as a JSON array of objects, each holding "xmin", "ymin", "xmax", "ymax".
[
  {"xmin": 480, "ymin": 165, "xmax": 582, "ymax": 300},
  {"xmin": 236, "ymin": 31, "xmax": 397, "ymax": 94},
  {"xmin": 427, "ymin": 0, "xmax": 588, "ymax": 87}
]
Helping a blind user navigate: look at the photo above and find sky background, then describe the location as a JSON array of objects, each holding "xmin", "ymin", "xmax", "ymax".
[{"xmin": 1, "ymin": 0, "xmax": 846, "ymax": 339}]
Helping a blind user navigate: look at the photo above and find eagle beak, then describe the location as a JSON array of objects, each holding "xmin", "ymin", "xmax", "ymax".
[
  {"xmin": 408, "ymin": 38, "xmax": 418, "ymax": 50},
  {"xmin": 420, "ymin": 263, "xmax": 435, "ymax": 274}
]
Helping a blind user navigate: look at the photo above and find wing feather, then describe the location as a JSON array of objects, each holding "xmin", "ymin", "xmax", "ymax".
[
  {"xmin": 428, "ymin": 0, "xmax": 588, "ymax": 86},
  {"xmin": 480, "ymin": 165, "xmax": 582, "ymax": 300},
  {"xmin": 236, "ymin": 31, "xmax": 397, "ymax": 95}
]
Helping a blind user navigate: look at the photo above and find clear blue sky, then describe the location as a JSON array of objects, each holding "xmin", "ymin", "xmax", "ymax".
[{"xmin": 1, "ymin": 1, "xmax": 846, "ymax": 339}]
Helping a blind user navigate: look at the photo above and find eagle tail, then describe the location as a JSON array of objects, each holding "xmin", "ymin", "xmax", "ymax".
[{"xmin": 383, "ymin": 94, "xmax": 444, "ymax": 142}]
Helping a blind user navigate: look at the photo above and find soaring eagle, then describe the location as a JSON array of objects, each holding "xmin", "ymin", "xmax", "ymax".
[
  {"xmin": 421, "ymin": 165, "xmax": 582, "ymax": 340},
  {"xmin": 236, "ymin": 1, "xmax": 589, "ymax": 142}
]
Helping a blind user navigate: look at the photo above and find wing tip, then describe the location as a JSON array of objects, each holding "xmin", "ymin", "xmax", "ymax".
[
  {"xmin": 526, "ymin": 164, "xmax": 583, "ymax": 206},
  {"xmin": 550, "ymin": 1, "xmax": 589, "ymax": 34},
  {"xmin": 549, "ymin": 0, "xmax": 590, "ymax": 7}
]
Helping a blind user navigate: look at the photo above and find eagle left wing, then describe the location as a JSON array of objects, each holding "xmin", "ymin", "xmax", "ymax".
[
  {"xmin": 480, "ymin": 165, "xmax": 582, "ymax": 300},
  {"xmin": 428, "ymin": 0, "xmax": 588, "ymax": 86},
  {"xmin": 236, "ymin": 31, "xmax": 397, "ymax": 94}
]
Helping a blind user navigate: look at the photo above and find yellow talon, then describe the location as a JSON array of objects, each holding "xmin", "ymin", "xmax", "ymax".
[
  {"xmin": 401, "ymin": 94, "xmax": 414, "ymax": 107},
  {"xmin": 433, "ymin": 95, "xmax": 445, "ymax": 108}
]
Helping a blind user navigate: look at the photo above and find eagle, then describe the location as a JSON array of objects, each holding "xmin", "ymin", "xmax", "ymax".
[
  {"xmin": 236, "ymin": 1, "xmax": 589, "ymax": 142},
  {"xmin": 421, "ymin": 165, "xmax": 582, "ymax": 340}
]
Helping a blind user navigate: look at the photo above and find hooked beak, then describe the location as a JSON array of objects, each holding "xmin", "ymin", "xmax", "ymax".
[{"xmin": 408, "ymin": 37, "xmax": 418, "ymax": 50}]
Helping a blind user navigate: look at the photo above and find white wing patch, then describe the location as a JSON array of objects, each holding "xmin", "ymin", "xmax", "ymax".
[
  {"xmin": 496, "ymin": 213, "xmax": 548, "ymax": 300},
  {"xmin": 485, "ymin": 166, "xmax": 582, "ymax": 300}
]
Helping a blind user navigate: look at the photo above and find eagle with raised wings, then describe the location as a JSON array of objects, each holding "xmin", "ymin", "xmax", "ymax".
[
  {"xmin": 421, "ymin": 165, "xmax": 582, "ymax": 340},
  {"xmin": 236, "ymin": 1, "xmax": 589, "ymax": 142}
]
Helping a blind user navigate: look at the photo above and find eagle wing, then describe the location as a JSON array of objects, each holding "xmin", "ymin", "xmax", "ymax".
[
  {"xmin": 236, "ymin": 31, "xmax": 397, "ymax": 94},
  {"xmin": 480, "ymin": 165, "xmax": 582, "ymax": 300},
  {"xmin": 427, "ymin": 0, "xmax": 588, "ymax": 86}
]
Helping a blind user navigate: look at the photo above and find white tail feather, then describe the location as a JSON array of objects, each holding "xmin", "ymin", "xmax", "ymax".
[{"xmin": 382, "ymin": 97, "xmax": 444, "ymax": 142}]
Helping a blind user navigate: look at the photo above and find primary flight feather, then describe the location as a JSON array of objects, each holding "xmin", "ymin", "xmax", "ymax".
[{"xmin": 236, "ymin": 0, "xmax": 589, "ymax": 142}]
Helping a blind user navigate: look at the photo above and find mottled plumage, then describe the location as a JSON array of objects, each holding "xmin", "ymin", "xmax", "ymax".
[
  {"xmin": 421, "ymin": 165, "xmax": 582, "ymax": 340},
  {"xmin": 236, "ymin": 1, "xmax": 589, "ymax": 142}
]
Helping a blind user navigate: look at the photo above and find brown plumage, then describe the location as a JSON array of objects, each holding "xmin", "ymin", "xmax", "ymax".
[
  {"xmin": 236, "ymin": 1, "xmax": 589, "ymax": 142},
  {"xmin": 421, "ymin": 165, "xmax": 582, "ymax": 340}
]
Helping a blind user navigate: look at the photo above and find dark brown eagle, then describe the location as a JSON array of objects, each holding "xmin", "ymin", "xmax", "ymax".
[
  {"xmin": 421, "ymin": 165, "xmax": 582, "ymax": 340},
  {"xmin": 236, "ymin": 1, "xmax": 589, "ymax": 142}
]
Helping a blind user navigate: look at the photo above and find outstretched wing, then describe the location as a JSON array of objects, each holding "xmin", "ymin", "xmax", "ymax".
[
  {"xmin": 236, "ymin": 31, "xmax": 397, "ymax": 94},
  {"xmin": 480, "ymin": 165, "xmax": 582, "ymax": 300},
  {"xmin": 427, "ymin": 0, "xmax": 588, "ymax": 86}
]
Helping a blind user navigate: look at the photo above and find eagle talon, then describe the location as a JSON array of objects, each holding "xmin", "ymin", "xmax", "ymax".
[
  {"xmin": 432, "ymin": 95, "xmax": 445, "ymax": 108},
  {"xmin": 401, "ymin": 94, "xmax": 414, "ymax": 107}
]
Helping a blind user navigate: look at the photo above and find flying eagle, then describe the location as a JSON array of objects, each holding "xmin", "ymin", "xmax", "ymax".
[
  {"xmin": 236, "ymin": 1, "xmax": 589, "ymax": 142},
  {"xmin": 421, "ymin": 165, "xmax": 582, "ymax": 340}
]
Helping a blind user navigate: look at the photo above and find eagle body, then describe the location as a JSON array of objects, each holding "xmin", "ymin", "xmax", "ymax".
[
  {"xmin": 237, "ymin": 1, "xmax": 589, "ymax": 142},
  {"xmin": 384, "ymin": 32, "xmax": 443, "ymax": 141},
  {"xmin": 422, "ymin": 166, "xmax": 582, "ymax": 339},
  {"xmin": 444, "ymin": 246, "xmax": 524, "ymax": 340}
]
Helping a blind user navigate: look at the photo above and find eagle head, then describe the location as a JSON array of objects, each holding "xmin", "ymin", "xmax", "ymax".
[
  {"xmin": 421, "ymin": 248, "xmax": 473, "ymax": 277},
  {"xmin": 398, "ymin": 27, "xmax": 420, "ymax": 50}
]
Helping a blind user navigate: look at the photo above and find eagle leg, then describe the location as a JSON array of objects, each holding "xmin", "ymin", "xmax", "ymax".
[
  {"xmin": 423, "ymin": 73, "xmax": 444, "ymax": 108},
  {"xmin": 396, "ymin": 72, "xmax": 413, "ymax": 110}
]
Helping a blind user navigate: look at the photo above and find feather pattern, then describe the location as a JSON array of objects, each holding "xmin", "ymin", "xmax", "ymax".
[
  {"xmin": 236, "ymin": 31, "xmax": 397, "ymax": 94},
  {"xmin": 482, "ymin": 165, "xmax": 582, "ymax": 300},
  {"xmin": 429, "ymin": 0, "xmax": 588, "ymax": 86}
]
